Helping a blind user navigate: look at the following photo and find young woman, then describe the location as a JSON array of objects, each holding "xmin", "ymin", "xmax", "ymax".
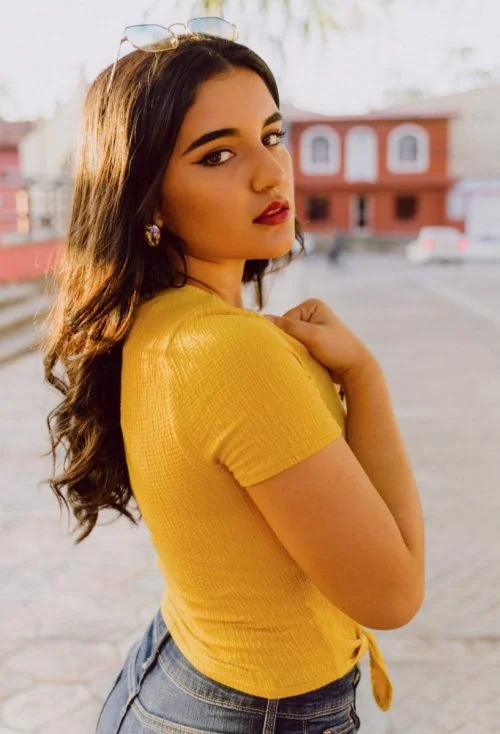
[{"xmin": 43, "ymin": 20, "xmax": 425, "ymax": 734}]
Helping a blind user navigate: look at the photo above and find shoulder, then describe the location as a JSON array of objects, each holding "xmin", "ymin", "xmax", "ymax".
[
  {"xmin": 173, "ymin": 302, "xmax": 288, "ymax": 358},
  {"xmin": 125, "ymin": 288, "xmax": 271, "ymax": 355},
  {"xmin": 169, "ymin": 302, "xmax": 307, "ymax": 390}
]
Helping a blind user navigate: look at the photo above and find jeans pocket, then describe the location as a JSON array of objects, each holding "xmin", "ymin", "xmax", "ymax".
[{"xmin": 307, "ymin": 703, "xmax": 358, "ymax": 734}]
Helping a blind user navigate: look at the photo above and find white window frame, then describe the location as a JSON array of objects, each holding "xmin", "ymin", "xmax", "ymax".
[
  {"xmin": 345, "ymin": 125, "xmax": 378, "ymax": 182},
  {"xmin": 387, "ymin": 123, "xmax": 429, "ymax": 174},
  {"xmin": 300, "ymin": 124, "xmax": 340, "ymax": 175}
]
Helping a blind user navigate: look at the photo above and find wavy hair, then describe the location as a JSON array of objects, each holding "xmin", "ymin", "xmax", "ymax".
[{"xmin": 43, "ymin": 35, "xmax": 305, "ymax": 543}]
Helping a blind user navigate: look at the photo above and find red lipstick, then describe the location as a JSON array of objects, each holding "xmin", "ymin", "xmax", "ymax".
[{"xmin": 253, "ymin": 199, "xmax": 290, "ymax": 225}]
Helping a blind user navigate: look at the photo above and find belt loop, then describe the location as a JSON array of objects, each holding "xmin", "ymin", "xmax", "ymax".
[
  {"xmin": 139, "ymin": 612, "xmax": 171, "ymax": 685},
  {"xmin": 127, "ymin": 639, "xmax": 142, "ymax": 695},
  {"xmin": 152, "ymin": 609, "xmax": 162, "ymax": 645},
  {"xmin": 262, "ymin": 699, "xmax": 279, "ymax": 733}
]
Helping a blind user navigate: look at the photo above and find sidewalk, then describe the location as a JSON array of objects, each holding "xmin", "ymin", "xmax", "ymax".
[{"xmin": 1, "ymin": 254, "xmax": 499, "ymax": 733}]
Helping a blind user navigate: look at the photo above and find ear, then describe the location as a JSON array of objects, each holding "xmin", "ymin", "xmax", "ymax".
[{"xmin": 152, "ymin": 202, "xmax": 165, "ymax": 227}]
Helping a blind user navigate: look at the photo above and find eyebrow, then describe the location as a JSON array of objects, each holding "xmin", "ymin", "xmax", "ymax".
[{"xmin": 181, "ymin": 111, "xmax": 283, "ymax": 156}]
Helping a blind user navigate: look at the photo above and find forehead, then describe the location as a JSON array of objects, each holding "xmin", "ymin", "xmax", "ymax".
[{"xmin": 176, "ymin": 67, "xmax": 277, "ymax": 142}]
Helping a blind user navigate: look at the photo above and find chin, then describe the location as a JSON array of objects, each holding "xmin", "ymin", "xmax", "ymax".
[
  {"xmin": 243, "ymin": 224, "xmax": 296, "ymax": 260},
  {"xmin": 268, "ymin": 235, "xmax": 296, "ymax": 259},
  {"xmin": 247, "ymin": 244, "xmax": 291, "ymax": 262}
]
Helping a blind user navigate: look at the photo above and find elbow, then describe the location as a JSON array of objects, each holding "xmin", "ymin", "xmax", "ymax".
[
  {"xmin": 370, "ymin": 576, "xmax": 426, "ymax": 631},
  {"xmin": 374, "ymin": 596, "xmax": 424, "ymax": 630}
]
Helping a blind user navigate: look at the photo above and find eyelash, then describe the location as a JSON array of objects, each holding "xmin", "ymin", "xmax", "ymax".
[{"xmin": 198, "ymin": 129, "xmax": 288, "ymax": 168}]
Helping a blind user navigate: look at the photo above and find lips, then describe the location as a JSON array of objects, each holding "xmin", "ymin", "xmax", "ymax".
[{"xmin": 253, "ymin": 199, "xmax": 290, "ymax": 223}]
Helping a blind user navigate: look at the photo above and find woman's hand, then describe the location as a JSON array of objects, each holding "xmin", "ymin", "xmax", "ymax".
[{"xmin": 264, "ymin": 298, "xmax": 376, "ymax": 386}]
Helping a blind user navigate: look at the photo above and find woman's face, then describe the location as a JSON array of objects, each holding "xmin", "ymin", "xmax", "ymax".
[{"xmin": 158, "ymin": 67, "xmax": 295, "ymax": 268}]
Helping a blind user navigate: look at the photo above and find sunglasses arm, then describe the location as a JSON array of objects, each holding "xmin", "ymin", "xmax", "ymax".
[{"xmin": 105, "ymin": 36, "xmax": 126, "ymax": 97}]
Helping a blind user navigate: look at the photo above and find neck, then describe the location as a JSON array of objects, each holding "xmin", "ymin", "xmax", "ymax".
[{"xmin": 175, "ymin": 272, "xmax": 245, "ymax": 309}]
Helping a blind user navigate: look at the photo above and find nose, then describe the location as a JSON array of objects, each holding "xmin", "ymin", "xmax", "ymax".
[{"xmin": 250, "ymin": 146, "xmax": 287, "ymax": 193}]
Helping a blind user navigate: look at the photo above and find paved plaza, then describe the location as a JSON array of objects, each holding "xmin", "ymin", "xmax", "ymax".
[{"xmin": 1, "ymin": 252, "xmax": 499, "ymax": 733}]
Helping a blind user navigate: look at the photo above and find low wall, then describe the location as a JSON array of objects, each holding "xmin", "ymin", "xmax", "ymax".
[{"xmin": 0, "ymin": 240, "xmax": 62, "ymax": 284}]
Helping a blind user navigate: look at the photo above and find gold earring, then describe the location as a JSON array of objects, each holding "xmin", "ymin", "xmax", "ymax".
[{"xmin": 145, "ymin": 223, "xmax": 161, "ymax": 248}]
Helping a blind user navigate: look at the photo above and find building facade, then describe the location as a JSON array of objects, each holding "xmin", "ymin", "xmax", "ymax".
[
  {"xmin": 0, "ymin": 121, "xmax": 33, "ymax": 243},
  {"xmin": 18, "ymin": 73, "xmax": 88, "ymax": 239},
  {"xmin": 283, "ymin": 105, "xmax": 459, "ymax": 237},
  {"xmin": 382, "ymin": 85, "xmax": 500, "ymax": 240}
]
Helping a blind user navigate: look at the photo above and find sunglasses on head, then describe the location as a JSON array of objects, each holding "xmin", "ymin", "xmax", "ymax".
[{"xmin": 106, "ymin": 17, "xmax": 239, "ymax": 96}]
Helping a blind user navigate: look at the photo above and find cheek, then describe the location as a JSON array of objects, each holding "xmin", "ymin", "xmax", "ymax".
[{"xmin": 164, "ymin": 175, "xmax": 238, "ymax": 233}]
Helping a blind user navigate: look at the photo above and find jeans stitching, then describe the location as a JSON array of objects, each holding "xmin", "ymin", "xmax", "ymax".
[
  {"xmin": 156, "ymin": 653, "xmax": 265, "ymax": 715},
  {"xmin": 278, "ymin": 700, "xmax": 352, "ymax": 721},
  {"xmin": 131, "ymin": 697, "xmax": 213, "ymax": 733},
  {"xmin": 262, "ymin": 699, "xmax": 279, "ymax": 733}
]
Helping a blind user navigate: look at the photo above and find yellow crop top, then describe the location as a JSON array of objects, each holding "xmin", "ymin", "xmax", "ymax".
[{"xmin": 121, "ymin": 283, "xmax": 393, "ymax": 710}]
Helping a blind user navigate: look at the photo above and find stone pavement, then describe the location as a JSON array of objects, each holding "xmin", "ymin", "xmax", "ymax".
[{"xmin": 1, "ymin": 252, "xmax": 499, "ymax": 733}]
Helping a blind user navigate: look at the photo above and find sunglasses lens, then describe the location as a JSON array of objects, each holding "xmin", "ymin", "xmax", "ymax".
[
  {"xmin": 126, "ymin": 24, "xmax": 175, "ymax": 51},
  {"xmin": 187, "ymin": 17, "xmax": 238, "ymax": 40}
]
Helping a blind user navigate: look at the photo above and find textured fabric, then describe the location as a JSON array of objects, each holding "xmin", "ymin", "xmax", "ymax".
[{"xmin": 121, "ymin": 283, "xmax": 393, "ymax": 709}]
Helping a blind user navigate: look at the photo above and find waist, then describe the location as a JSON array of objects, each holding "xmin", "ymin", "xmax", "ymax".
[{"xmin": 161, "ymin": 590, "xmax": 393, "ymax": 707}]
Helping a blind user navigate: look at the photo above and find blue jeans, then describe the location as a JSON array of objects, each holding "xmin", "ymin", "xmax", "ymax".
[{"xmin": 96, "ymin": 609, "xmax": 362, "ymax": 733}]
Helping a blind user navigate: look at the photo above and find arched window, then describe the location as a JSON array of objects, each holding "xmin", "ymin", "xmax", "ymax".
[
  {"xmin": 345, "ymin": 126, "xmax": 378, "ymax": 182},
  {"xmin": 387, "ymin": 124, "xmax": 429, "ymax": 174},
  {"xmin": 399, "ymin": 135, "xmax": 418, "ymax": 163},
  {"xmin": 311, "ymin": 137, "xmax": 330, "ymax": 164},
  {"xmin": 300, "ymin": 125, "xmax": 340, "ymax": 175}
]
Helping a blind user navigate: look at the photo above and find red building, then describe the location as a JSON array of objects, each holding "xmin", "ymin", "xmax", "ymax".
[
  {"xmin": 0, "ymin": 120, "xmax": 32, "ymax": 243},
  {"xmin": 284, "ymin": 107, "xmax": 461, "ymax": 237}
]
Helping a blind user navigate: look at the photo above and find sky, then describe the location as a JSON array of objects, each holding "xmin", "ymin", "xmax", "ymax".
[{"xmin": 1, "ymin": 0, "xmax": 499, "ymax": 121}]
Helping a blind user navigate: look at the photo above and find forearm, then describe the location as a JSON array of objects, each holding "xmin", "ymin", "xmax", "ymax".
[{"xmin": 342, "ymin": 357, "xmax": 425, "ymax": 574}]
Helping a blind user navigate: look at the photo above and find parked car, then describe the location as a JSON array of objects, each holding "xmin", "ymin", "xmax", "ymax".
[{"xmin": 406, "ymin": 226, "xmax": 469, "ymax": 264}]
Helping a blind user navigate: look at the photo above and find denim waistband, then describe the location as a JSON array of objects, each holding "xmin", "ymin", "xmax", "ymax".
[{"xmin": 149, "ymin": 609, "xmax": 360, "ymax": 719}]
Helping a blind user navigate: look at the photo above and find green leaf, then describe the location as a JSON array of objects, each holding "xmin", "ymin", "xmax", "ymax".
[{"xmin": 142, "ymin": 0, "xmax": 392, "ymax": 45}]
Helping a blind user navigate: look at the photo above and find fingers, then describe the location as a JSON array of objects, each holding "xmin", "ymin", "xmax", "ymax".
[
  {"xmin": 264, "ymin": 299, "xmax": 329, "ymax": 328},
  {"xmin": 264, "ymin": 313, "xmax": 292, "ymax": 330},
  {"xmin": 266, "ymin": 313, "xmax": 320, "ymax": 345},
  {"xmin": 283, "ymin": 300, "xmax": 319, "ymax": 322}
]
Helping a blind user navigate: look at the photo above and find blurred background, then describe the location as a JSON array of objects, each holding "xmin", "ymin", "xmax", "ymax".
[{"xmin": 1, "ymin": 1, "xmax": 499, "ymax": 732}]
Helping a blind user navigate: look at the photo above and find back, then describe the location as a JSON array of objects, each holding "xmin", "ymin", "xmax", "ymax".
[{"xmin": 121, "ymin": 283, "xmax": 392, "ymax": 709}]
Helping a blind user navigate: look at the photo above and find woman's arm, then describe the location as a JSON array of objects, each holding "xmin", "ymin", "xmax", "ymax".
[
  {"xmin": 263, "ymin": 299, "xmax": 426, "ymax": 624},
  {"xmin": 342, "ymin": 356, "xmax": 425, "ymax": 592}
]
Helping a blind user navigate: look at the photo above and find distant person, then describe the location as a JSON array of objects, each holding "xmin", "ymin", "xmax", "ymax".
[
  {"xmin": 42, "ymin": 22, "xmax": 424, "ymax": 734},
  {"xmin": 303, "ymin": 230, "xmax": 316, "ymax": 255},
  {"xmin": 327, "ymin": 227, "xmax": 348, "ymax": 265}
]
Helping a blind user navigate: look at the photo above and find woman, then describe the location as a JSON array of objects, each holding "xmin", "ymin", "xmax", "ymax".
[{"xmin": 44, "ymin": 23, "xmax": 425, "ymax": 734}]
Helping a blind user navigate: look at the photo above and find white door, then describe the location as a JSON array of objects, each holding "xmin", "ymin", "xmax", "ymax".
[{"xmin": 345, "ymin": 127, "xmax": 378, "ymax": 182}]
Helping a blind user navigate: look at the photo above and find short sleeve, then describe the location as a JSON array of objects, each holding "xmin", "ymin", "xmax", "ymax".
[{"xmin": 171, "ymin": 309, "xmax": 342, "ymax": 487}]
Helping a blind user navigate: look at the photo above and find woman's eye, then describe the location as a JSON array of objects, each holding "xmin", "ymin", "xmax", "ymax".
[
  {"xmin": 198, "ymin": 129, "xmax": 287, "ymax": 168},
  {"xmin": 264, "ymin": 129, "xmax": 288, "ymax": 146},
  {"xmin": 199, "ymin": 149, "xmax": 234, "ymax": 167}
]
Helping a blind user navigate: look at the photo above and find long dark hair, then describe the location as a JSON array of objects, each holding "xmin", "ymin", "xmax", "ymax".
[{"xmin": 43, "ymin": 35, "xmax": 305, "ymax": 543}]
